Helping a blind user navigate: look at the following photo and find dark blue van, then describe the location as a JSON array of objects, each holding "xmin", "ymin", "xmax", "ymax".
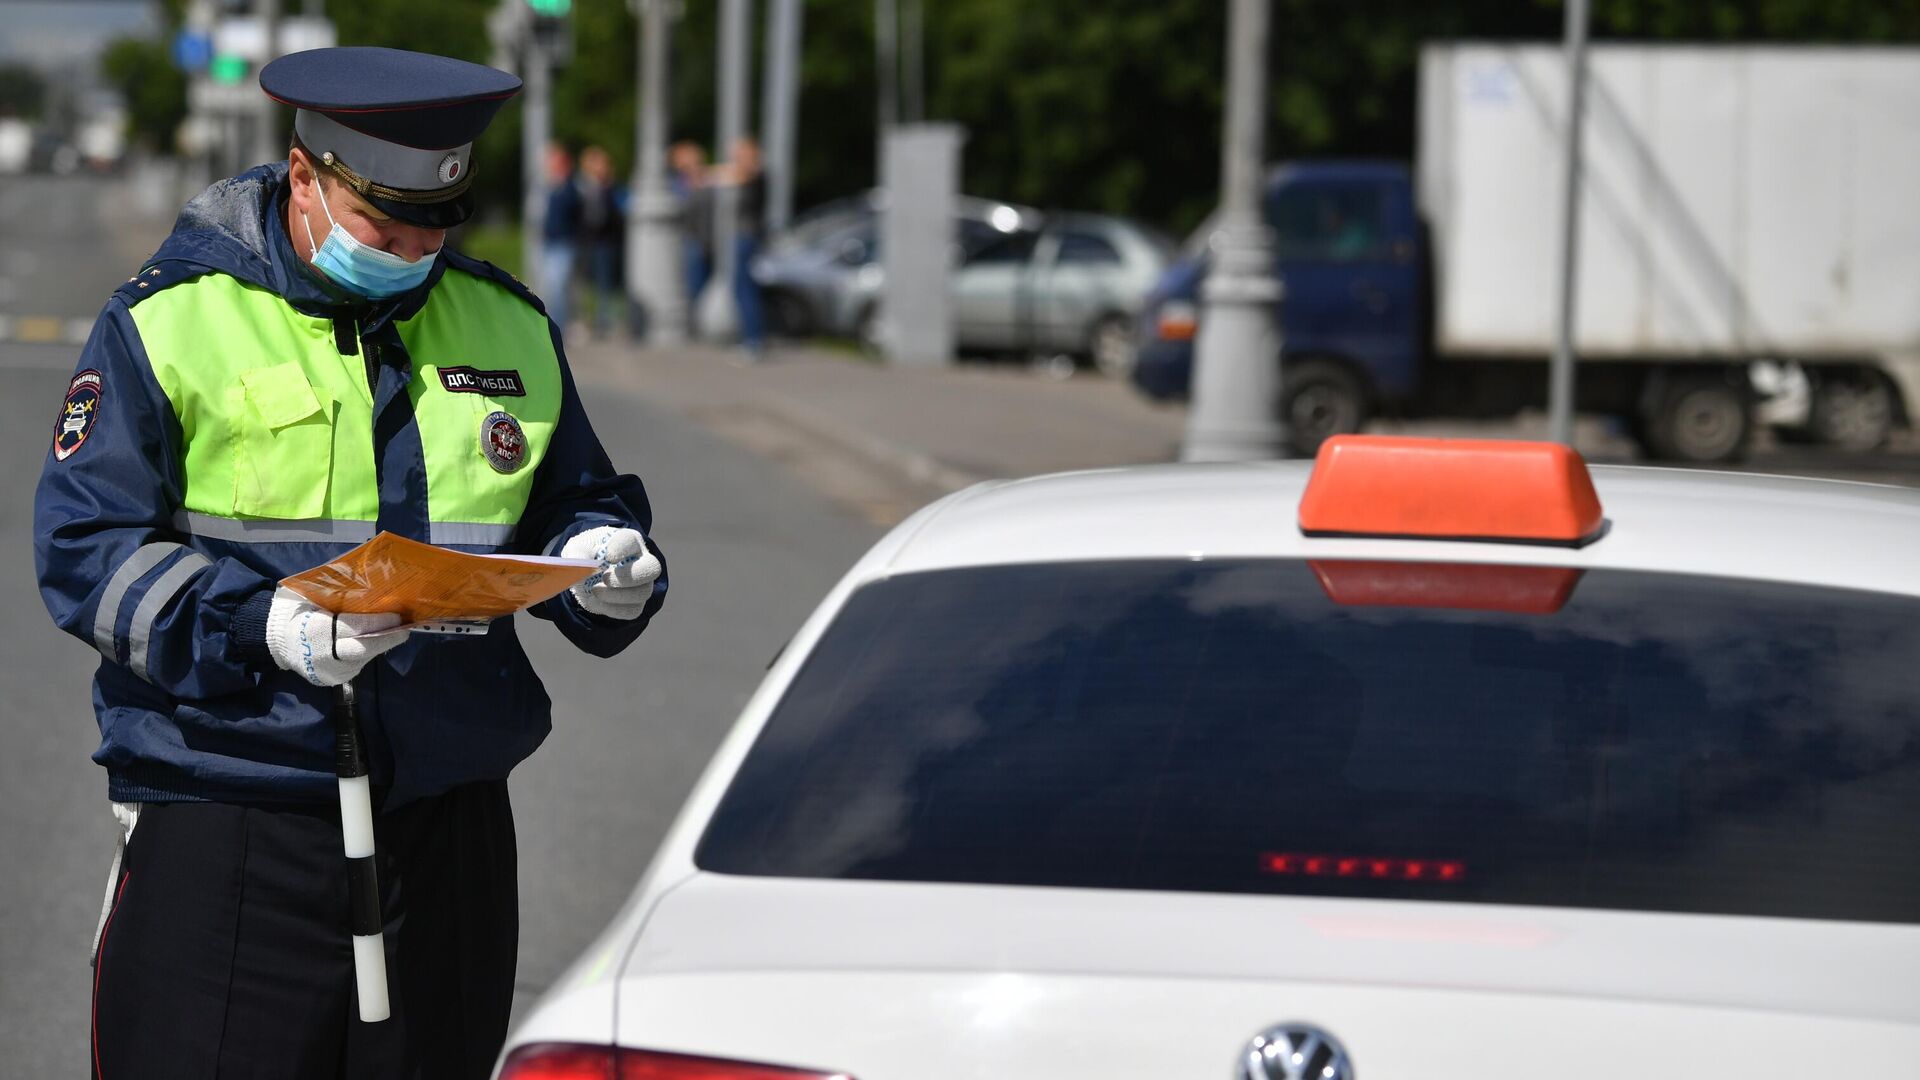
[{"xmin": 1133, "ymin": 161, "xmax": 1423, "ymax": 456}]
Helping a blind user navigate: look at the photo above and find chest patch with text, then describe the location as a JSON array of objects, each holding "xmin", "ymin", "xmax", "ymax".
[{"xmin": 438, "ymin": 367, "xmax": 527, "ymax": 397}]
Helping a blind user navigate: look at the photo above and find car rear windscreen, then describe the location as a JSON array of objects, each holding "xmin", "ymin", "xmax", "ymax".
[{"xmin": 696, "ymin": 560, "xmax": 1920, "ymax": 924}]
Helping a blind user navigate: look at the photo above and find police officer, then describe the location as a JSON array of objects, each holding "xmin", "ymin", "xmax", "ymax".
[{"xmin": 33, "ymin": 47, "xmax": 667, "ymax": 1079}]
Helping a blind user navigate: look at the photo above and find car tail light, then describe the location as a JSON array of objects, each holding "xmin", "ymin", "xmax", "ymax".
[
  {"xmin": 1156, "ymin": 301, "xmax": 1197, "ymax": 341},
  {"xmin": 499, "ymin": 1043, "xmax": 855, "ymax": 1080}
]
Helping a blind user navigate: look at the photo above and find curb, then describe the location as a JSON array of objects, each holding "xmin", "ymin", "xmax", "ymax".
[{"xmin": 754, "ymin": 391, "xmax": 990, "ymax": 495}]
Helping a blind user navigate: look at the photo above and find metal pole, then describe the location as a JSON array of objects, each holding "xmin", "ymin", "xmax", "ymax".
[
  {"xmin": 629, "ymin": 0, "xmax": 686, "ymax": 343},
  {"xmin": 902, "ymin": 0, "xmax": 923, "ymax": 124},
  {"xmin": 762, "ymin": 0, "xmax": 803, "ymax": 235},
  {"xmin": 874, "ymin": 0, "xmax": 896, "ymax": 182},
  {"xmin": 1180, "ymin": 0, "xmax": 1284, "ymax": 461},
  {"xmin": 253, "ymin": 0, "xmax": 281, "ymax": 168},
  {"xmin": 698, "ymin": 0, "xmax": 750, "ymax": 340},
  {"xmin": 521, "ymin": 36, "xmax": 550, "ymax": 297},
  {"xmin": 334, "ymin": 683, "xmax": 390, "ymax": 1023},
  {"xmin": 1549, "ymin": 0, "xmax": 1590, "ymax": 446}
]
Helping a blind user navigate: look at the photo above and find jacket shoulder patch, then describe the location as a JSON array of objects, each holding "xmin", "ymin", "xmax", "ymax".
[{"xmin": 51, "ymin": 369, "xmax": 103, "ymax": 461}]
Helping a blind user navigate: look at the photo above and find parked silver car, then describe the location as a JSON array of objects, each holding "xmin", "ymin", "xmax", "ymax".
[
  {"xmin": 756, "ymin": 199, "xmax": 1172, "ymax": 376},
  {"xmin": 752, "ymin": 191, "xmax": 1036, "ymax": 339}
]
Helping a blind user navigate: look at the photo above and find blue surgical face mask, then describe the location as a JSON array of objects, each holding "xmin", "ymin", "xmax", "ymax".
[{"xmin": 301, "ymin": 177, "xmax": 436, "ymax": 298}]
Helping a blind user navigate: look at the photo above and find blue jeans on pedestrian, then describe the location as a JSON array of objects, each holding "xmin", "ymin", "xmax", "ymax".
[
  {"xmin": 682, "ymin": 241, "xmax": 710, "ymax": 324},
  {"xmin": 733, "ymin": 234, "xmax": 765, "ymax": 353},
  {"xmin": 585, "ymin": 240, "xmax": 624, "ymax": 338},
  {"xmin": 541, "ymin": 240, "xmax": 576, "ymax": 332}
]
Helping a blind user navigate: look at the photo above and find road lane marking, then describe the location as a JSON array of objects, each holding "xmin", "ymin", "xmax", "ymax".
[
  {"xmin": 0, "ymin": 314, "xmax": 93, "ymax": 346},
  {"xmin": 15, "ymin": 316, "xmax": 65, "ymax": 343}
]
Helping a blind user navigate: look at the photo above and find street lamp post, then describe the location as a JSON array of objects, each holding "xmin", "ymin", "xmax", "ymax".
[
  {"xmin": 1548, "ymin": 0, "xmax": 1591, "ymax": 446},
  {"xmin": 520, "ymin": 33, "xmax": 551, "ymax": 299},
  {"xmin": 697, "ymin": 0, "xmax": 751, "ymax": 341},
  {"xmin": 628, "ymin": 0, "xmax": 686, "ymax": 344},
  {"xmin": 252, "ymin": 0, "xmax": 281, "ymax": 168},
  {"xmin": 761, "ymin": 0, "xmax": 803, "ymax": 235},
  {"xmin": 874, "ymin": 0, "xmax": 897, "ymax": 180},
  {"xmin": 1181, "ymin": 0, "xmax": 1285, "ymax": 461}
]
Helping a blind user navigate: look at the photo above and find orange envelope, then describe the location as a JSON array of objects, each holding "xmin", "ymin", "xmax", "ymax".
[{"xmin": 280, "ymin": 531, "xmax": 598, "ymax": 625}]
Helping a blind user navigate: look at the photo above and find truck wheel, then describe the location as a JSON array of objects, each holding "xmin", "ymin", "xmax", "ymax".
[
  {"xmin": 1643, "ymin": 372, "xmax": 1752, "ymax": 464},
  {"xmin": 1805, "ymin": 369, "xmax": 1896, "ymax": 451},
  {"xmin": 1282, "ymin": 359, "xmax": 1370, "ymax": 457}
]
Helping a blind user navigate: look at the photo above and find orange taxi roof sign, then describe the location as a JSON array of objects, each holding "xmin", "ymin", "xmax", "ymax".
[{"xmin": 1298, "ymin": 435, "xmax": 1605, "ymax": 546}]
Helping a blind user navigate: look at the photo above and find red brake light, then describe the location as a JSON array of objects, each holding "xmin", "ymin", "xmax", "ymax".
[
  {"xmin": 498, "ymin": 1044, "xmax": 614, "ymax": 1080},
  {"xmin": 1298, "ymin": 435, "xmax": 1605, "ymax": 546},
  {"xmin": 499, "ymin": 1044, "xmax": 854, "ymax": 1080},
  {"xmin": 1156, "ymin": 302, "xmax": 1197, "ymax": 341},
  {"xmin": 1309, "ymin": 560, "xmax": 1584, "ymax": 615},
  {"xmin": 1262, "ymin": 852, "xmax": 1466, "ymax": 883}
]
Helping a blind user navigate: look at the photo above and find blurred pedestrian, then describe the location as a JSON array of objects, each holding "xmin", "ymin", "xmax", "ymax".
[
  {"xmin": 711, "ymin": 135, "xmax": 768, "ymax": 357},
  {"xmin": 577, "ymin": 144, "xmax": 627, "ymax": 339},
  {"xmin": 669, "ymin": 140, "xmax": 712, "ymax": 323},
  {"xmin": 541, "ymin": 141, "xmax": 581, "ymax": 333}
]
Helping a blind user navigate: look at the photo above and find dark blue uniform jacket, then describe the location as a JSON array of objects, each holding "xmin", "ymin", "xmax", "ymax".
[{"xmin": 34, "ymin": 164, "xmax": 667, "ymax": 808}]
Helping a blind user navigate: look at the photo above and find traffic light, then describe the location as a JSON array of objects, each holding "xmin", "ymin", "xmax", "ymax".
[
  {"xmin": 526, "ymin": 0, "xmax": 574, "ymax": 64},
  {"xmin": 209, "ymin": 54, "xmax": 249, "ymax": 86}
]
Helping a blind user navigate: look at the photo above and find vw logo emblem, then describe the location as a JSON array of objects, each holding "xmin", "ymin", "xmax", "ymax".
[{"xmin": 1238, "ymin": 1023, "xmax": 1354, "ymax": 1080}]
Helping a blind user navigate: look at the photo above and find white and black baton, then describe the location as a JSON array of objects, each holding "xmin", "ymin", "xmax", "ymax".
[{"xmin": 335, "ymin": 681, "xmax": 391, "ymax": 1022}]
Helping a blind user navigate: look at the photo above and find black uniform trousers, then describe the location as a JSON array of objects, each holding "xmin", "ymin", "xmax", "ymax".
[{"xmin": 91, "ymin": 781, "xmax": 518, "ymax": 1080}]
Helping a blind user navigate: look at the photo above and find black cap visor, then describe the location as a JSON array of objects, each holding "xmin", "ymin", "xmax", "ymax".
[{"xmin": 371, "ymin": 189, "xmax": 474, "ymax": 229}]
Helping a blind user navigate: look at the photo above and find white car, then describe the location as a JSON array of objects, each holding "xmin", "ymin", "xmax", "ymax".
[{"xmin": 498, "ymin": 437, "xmax": 1920, "ymax": 1080}]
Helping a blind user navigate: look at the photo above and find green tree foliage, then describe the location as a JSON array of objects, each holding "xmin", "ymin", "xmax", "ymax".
[
  {"xmin": 297, "ymin": 0, "xmax": 1920, "ymax": 230},
  {"xmin": 0, "ymin": 64, "xmax": 47, "ymax": 120},
  {"xmin": 100, "ymin": 37, "xmax": 187, "ymax": 153}
]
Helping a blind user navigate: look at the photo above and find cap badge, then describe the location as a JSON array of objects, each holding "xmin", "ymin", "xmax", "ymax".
[
  {"xmin": 480, "ymin": 410, "xmax": 527, "ymax": 473},
  {"xmin": 439, "ymin": 153, "xmax": 463, "ymax": 184}
]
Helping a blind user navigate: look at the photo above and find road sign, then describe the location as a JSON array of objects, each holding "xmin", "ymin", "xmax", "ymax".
[
  {"xmin": 213, "ymin": 15, "xmax": 337, "ymax": 63},
  {"xmin": 172, "ymin": 30, "xmax": 214, "ymax": 72}
]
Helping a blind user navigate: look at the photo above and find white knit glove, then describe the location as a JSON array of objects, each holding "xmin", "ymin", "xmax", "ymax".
[
  {"xmin": 265, "ymin": 586, "xmax": 411, "ymax": 687},
  {"xmin": 561, "ymin": 526, "xmax": 661, "ymax": 620}
]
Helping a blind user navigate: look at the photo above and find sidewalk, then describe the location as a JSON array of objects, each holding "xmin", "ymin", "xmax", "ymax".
[
  {"xmin": 564, "ymin": 338, "xmax": 1920, "ymax": 525},
  {"xmin": 566, "ymin": 340, "xmax": 1189, "ymax": 524}
]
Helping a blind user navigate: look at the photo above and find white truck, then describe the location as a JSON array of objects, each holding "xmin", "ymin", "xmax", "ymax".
[{"xmin": 1417, "ymin": 43, "xmax": 1920, "ymax": 458}]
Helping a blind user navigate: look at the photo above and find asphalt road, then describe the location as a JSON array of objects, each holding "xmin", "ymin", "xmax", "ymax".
[{"xmin": 0, "ymin": 173, "xmax": 881, "ymax": 1072}]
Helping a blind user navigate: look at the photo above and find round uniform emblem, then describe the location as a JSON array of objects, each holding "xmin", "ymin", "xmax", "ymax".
[
  {"xmin": 439, "ymin": 153, "xmax": 463, "ymax": 183},
  {"xmin": 480, "ymin": 410, "xmax": 526, "ymax": 473}
]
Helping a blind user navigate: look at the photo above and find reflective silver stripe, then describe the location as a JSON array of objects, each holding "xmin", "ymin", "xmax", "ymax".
[
  {"xmin": 127, "ymin": 551, "xmax": 212, "ymax": 682},
  {"xmin": 429, "ymin": 521, "xmax": 515, "ymax": 546},
  {"xmin": 172, "ymin": 512, "xmax": 514, "ymax": 547},
  {"xmin": 172, "ymin": 511, "xmax": 376, "ymax": 544},
  {"xmin": 91, "ymin": 543, "xmax": 182, "ymax": 660}
]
